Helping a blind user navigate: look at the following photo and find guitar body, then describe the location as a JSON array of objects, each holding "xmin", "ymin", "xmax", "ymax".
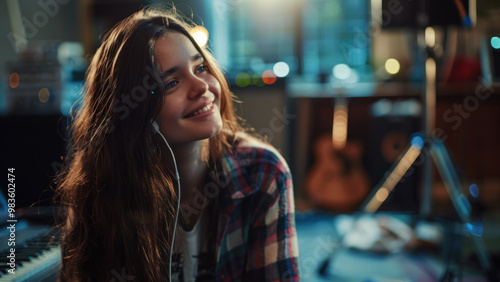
[{"xmin": 305, "ymin": 134, "xmax": 371, "ymax": 213}]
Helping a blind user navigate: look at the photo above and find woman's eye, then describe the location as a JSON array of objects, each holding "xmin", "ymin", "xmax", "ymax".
[
  {"xmin": 197, "ymin": 65, "xmax": 208, "ymax": 73},
  {"xmin": 165, "ymin": 81, "xmax": 178, "ymax": 89}
]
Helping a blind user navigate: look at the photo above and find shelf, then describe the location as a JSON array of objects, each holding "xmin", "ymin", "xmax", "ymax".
[{"xmin": 286, "ymin": 80, "xmax": 500, "ymax": 99}]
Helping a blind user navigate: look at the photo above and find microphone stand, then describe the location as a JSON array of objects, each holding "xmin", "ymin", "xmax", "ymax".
[
  {"xmin": 318, "ymin": 134, "xmax": 424, "ymax": 276},
  {"xmin": 318, "ymin": 27, "xmax": 497, "ymax": 280}
]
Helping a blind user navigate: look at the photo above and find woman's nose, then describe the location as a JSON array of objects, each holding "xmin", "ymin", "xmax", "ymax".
[{"xmin": 187, "ymin": 75, "xmax": 209, "ymax": 99}]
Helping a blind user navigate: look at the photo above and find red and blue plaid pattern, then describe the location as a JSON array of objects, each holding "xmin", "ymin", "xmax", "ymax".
[{"xmin": 213, "ymin": 141, "xmax": 300, "ymax": 281}]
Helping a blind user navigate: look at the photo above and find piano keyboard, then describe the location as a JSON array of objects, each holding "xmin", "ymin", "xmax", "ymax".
[{"xmin": 0, "ymin": 221, "xmax": 61, "ymax": 282}]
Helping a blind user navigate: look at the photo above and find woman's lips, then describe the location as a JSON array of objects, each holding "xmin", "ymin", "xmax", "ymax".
[{"xmin": 185, "ymin": 102, "xmax": 215, "ymax": 119}]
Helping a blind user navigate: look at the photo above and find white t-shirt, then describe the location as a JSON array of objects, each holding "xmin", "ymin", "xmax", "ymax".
[{"xmin": 171, "ymin": 209, "xmax": 216, "ymax": 282}]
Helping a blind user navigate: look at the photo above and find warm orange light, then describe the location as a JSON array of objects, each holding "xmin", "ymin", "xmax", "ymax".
[
  {"xmin": 364, "ymin": 145, "xmax": 422, "ymax": 212},
  {"xmin": 375, "ymin": 187, "xmax": 389, "ymax": 202},
  {"xmin": 262, "ymin": 70, "xmax": 277, "ymax": 85},
  {"xmin": 332, "ymin": 104, "xmax": 348, "ymax": 149},
  {"xmin": 9, "ymin": 72, "xmax": 20, "ymax": 88},
  {"xmin": 190, "ymin": 26, "xmax": 209, "ymax": 47}
]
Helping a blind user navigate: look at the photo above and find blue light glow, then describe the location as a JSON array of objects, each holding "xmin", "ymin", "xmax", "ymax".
[
  {"xmin": 465, "ymin": 222, "xmax": 483, "ymax": 237},
  {"xmin": 469, "ymin": 183, "xmax": 479, "ymax": 198},
  {"xmin": 333, "ymin": 64, "xmax": 351, "ymax": 80},
  {"xmin": 491, "ymin": 37, "xmax": 500, "ymax": 49},
  {"xmin": 410, "ymin": 136, "xmax": 424, "ymax": 150}
]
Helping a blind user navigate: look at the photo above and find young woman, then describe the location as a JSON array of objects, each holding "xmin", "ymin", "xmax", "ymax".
[{"xmin": 56, "ymin": 7, "xmax": 299, "ymax": 282}]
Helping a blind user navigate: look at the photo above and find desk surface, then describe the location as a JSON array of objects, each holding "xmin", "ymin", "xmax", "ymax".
[{"xmin": 295, "ymin": 211, "xmax": 496, "ymax": 281}]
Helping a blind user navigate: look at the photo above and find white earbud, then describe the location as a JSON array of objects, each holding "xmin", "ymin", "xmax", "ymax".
[{"xmin": 151, "ymin": 120, "xmax": 160, "ymax": 133}]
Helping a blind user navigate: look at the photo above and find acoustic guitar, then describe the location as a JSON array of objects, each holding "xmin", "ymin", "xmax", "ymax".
[{"xmin": 305, "ymin": 134, "xmax": 371, "ymax": 213}]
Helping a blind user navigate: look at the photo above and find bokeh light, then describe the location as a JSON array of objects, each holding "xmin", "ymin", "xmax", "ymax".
[
  {"xmin": 469, "ymin": 183, "xmax": 479, "ymax": 198},
  {"xmin": 273, "ymin": 62, "xmax": 290, "ymax": 77},
  {"xmin": 262, "ymin": 70, "xmax": 277, "ymax": 85},
  {"xmin": 425, "ymin": 26, "xmax": 436, "ymax": 47},
  {"xmin": 250, "ymin": 57, "xmax": 265, "ymax": 72},
  {"xmin": 332, "ymin": 64, "xmax": 351, "ymax": 80},
  {"xmin": 251, "ymin": 72, "xmax": 263, "ymax": 86},
  {"xmin": 235, "ymin": 72, "xmax": 251, "ymax": 87},
  {"xmin": 411, "ymin": 136, "xmax": 424, "ymax": 150},
  {"xmin": 9, "ymin": 72, "xmax": 20, "ymax": 88},
  {"xmin": 375, "ymin": 187, "xmax": 389, "ymax": 202},
  {"xmin": 38, "ymin": 88, "xmax": 50, "ymax": 103},
  {"xmin": 491, "ymin": 36, "xmax": 500, "ymax": 49},
  {"xmin": 190, "ymin": 26, "xmax": 209, "ymax": 47},
  {"xmin": 385, "ymin": 58, "xmax": 400, "ymax": 75},
  {"xmin": 332, "ymin": 104, "xmax": 348, "ymax": 149}
]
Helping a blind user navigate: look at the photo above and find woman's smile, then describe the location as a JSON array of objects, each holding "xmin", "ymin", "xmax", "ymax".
[{"xmin": 185, "ymin": 101, "xmax": 216, "ymax": 119}]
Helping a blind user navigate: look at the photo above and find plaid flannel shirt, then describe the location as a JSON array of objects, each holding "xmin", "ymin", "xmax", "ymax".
[{"xmin": 213, "ymin": 139, "xmax": 300, "ymax": 281}]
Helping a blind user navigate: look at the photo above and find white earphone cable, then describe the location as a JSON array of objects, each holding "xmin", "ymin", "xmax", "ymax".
[{"xmin": 153, "ymin": 122, "xmax": 181, "ymax": 282}]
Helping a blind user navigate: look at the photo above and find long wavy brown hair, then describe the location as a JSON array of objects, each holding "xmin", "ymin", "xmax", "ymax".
[{"xmin": 55, "ymin": 7, "xmax": 242, "ymax": 281}]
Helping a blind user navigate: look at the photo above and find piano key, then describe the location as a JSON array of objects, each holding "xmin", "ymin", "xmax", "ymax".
[
  {"xmin": 0, "ymin": 245, "xmax": 61, "ymax": 282},
  {"xmin": 0, "ymin": 222, "xmax": 61, "ymax": 282}
]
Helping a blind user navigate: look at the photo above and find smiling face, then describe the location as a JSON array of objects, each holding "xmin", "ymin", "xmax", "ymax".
[{"xmin": 153, "ymin": 32, "xmax": 223, "ymax": 145}]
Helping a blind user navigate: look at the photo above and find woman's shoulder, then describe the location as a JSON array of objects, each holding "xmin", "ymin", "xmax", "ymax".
[
  {"xmin": 220, "ymin": 132, "xmax": 292, "ymax": 199},
  {"xmin": 234, "ymin": 132, "xmax": 276, "ymax": 152},
  {"xmin": 228, "ymin": 132, "xmax": 290, "ymax": 173}
]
